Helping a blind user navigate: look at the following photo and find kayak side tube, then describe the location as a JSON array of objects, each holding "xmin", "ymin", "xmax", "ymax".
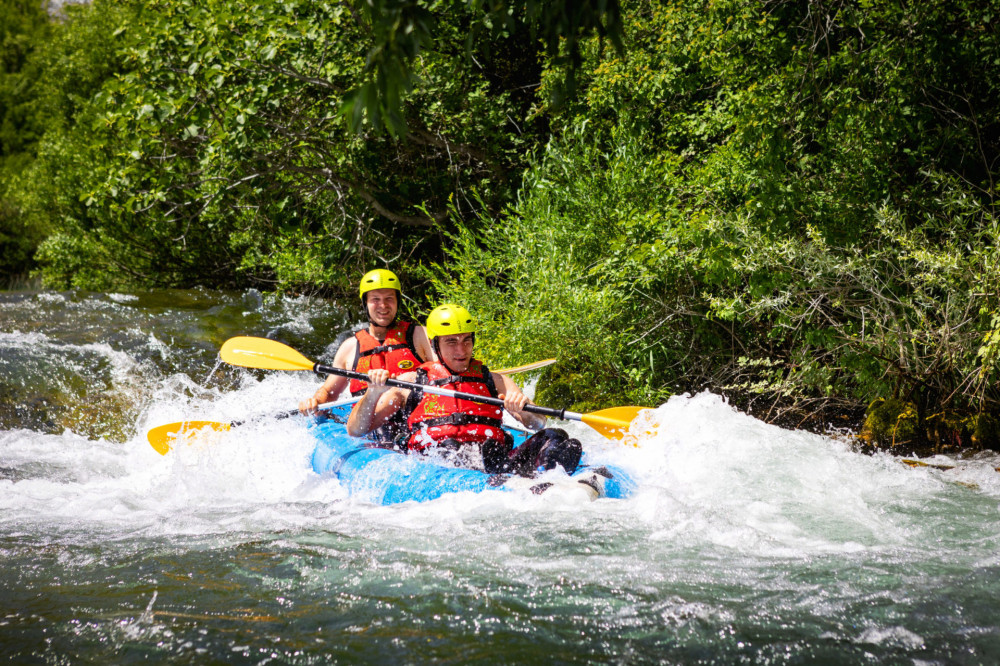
[{"xmin": 308, "ymin": 412, "xmax": 636, "ymax": 505}]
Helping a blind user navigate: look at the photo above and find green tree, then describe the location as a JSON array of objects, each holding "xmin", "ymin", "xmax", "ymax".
[
  {"xmin": 341, "ymin": 0, "xmax": 623, "ymax": 135},
  {"xmin": 0, "ymin": 0, "xmax": 52, "ymax": 280},
  {"xmin": 3, "ymin": 0, "xmax": 134, "ymax": 287},
  {"xmin": 34, "ymin": 0, "xmax": 549, "ymax": 291},
  {"xmin": 439, "ymin": 0, "xmax": 1000, "ymax": 442}
]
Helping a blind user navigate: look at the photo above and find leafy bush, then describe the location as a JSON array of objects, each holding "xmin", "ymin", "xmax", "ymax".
[
  {"xmin": 437, "ymin": 0, "xmax": 1000, "ymax": 439},
  {"xmin": 2, "ymin": 0, "xmax": 134, "ymax": 287},
  {"xmin": 25, "ymin": 0, "xmax": 548, "ymax": 292}
]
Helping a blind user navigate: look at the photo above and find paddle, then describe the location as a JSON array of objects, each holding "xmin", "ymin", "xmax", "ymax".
[
  {"xmin": 494, "ymin": 358, "xmax": 557, "ymax": 374},
  {"xmin": 147, "ymin": 357, "xmax": 558, "ymax": 455},
  {"xmin": 147, "ymin": 395, "xmax": 361, "ymax": 455},
  {"xmin": 219, "ymin": 336, "xmax": 646, "ymax": 441}
]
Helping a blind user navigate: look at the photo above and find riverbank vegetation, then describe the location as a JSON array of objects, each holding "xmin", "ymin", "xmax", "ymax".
[{"xmin": 2, "ymin": 0, "xmax": 998, "ymax": 452}]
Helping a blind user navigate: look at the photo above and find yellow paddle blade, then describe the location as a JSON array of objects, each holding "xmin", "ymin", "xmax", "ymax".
[
  {"xmin": 220, "ymin": 336, "xmax": 314, "ymax": 371},
  {"xmin": 580, "ymin": 406, "xmax": 647, "ymax": 441},
  {"xmin": 147, "ymin": 421, "xmax": 232, "ymax": 455},
  {"xmin": 495, "ymin": 358, "xmax": 557, "ymax": 374}
]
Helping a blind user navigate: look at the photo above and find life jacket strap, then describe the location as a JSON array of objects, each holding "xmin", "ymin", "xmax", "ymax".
[
  {"xmin": 426, "ymin": 373, "xmax": 489, "ymax": 388},
  {"xmin": 416, "ymin": 413, "xmax": 504, "ymax": 430},
  {"xmin": 358, "ymin": 342, "xmax": 408, "ymax": 358}
]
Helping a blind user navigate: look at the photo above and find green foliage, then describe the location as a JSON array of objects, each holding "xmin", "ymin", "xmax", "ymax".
[
  {"xmin": 430, "ymin": 127, "xmax": 681, "ymax": 410},
  {"xmin": 342, "ymin": 0, "xmax": 623, "ymax": 134},
  {"xmin": 1, "ymin": 0, "xmax": 51, "ymax": 164},
  {"xmin": 28, "ymin": 0, "xmax": 543, "ymax": 292},
  {"xmin": 973, "ymin": 413, "xmax": 1000, "ymax": 451},
  {"xmin": 861, "ymin": 398, "xmax": 920, "ymax": 450},
  {"xmin": 1, "ymin": 0, "xmax": 132, "ymax": 285},
  {"xmin": 3, "ymin": 0, "xmax": 998, "ymax": 446},
  {"xmin": 0, "ymin": 0, "xmax": 52, "ymax": 280},
  {"xmin": 437, "ymin": 0, "xmax": 1000, "ymax": 433}
]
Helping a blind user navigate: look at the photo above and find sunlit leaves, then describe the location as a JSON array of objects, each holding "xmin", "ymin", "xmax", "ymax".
[
  {"xmin": 24, "ymin": 0, "xmax": 548, "ymax": 292},
  {"xmin": 342, "ymin": 0, "xmax": 624, "ymax": 133},
  {"xmin": 439, "ymin": 0, "xmax": 1000, "ymax": 425}
]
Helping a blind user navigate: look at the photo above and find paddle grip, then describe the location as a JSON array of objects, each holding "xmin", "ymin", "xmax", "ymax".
[{"xmin": 312, "ymin": 362, "xmax": 568, "ymax": 420}]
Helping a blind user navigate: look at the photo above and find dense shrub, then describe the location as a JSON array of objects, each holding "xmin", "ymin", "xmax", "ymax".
[
  {"xmin": 23, "ymin": 0, "xmax": 547, "ymax": 292},
  {"xmin": 2, "ymin": 0, "xmax": 133, "ymax": 288},
  {"xmin": 4, "ymin": 0, "xmax": 998, "ymax": 447},
  {"xmin": 438, "ymin": 0, "xmax": 1000, "ymax": 442}
]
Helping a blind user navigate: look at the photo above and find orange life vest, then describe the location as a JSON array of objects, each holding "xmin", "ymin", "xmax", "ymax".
[
  {"xmin": 405, "ymin": 360, "xmax": 506, "ymax": 451},
  {"xmin": 349, "ymin": 320, "xmax": 423, "ymax": 396}
]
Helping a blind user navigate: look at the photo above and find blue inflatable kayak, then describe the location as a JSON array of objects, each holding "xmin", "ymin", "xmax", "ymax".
[{"xmin": 309, "ymin": 405, "xmax": 636, "ymax": 505}]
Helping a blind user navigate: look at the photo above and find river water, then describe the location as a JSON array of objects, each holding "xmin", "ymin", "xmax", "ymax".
[{"xmin": 2, "ymin": 288, "xmax": 1000, "ymax": 664}]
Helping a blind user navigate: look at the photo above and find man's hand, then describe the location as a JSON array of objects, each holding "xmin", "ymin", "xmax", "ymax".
[
  {"xmin": 346, "ymin": 368, "xmax": 400, "ymax": 437},
  {"xmin": 499, "ymin": 387, "xmax": 531, "ymax": 420},
  {"xmin": 494, "ymin": 371, "xmax": 546, "ymax": 430},
  {"xmin": 365, "ymin": 368, "xmax": 392, "ymax": 397},
  {"xmin": 298, "ymin": 396, "xmax": 320, "ymax": 415}
]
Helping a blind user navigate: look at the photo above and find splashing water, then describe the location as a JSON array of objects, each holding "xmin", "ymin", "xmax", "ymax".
[{"xmin": 2, "ymin": 289, "xmax": 1000, "ymax": 663}]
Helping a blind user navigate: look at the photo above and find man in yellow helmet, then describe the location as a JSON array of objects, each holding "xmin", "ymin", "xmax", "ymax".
[
  {"xmin": 347, "ymin": 304, "xmax": 582, "ymax": 475},
  {"xmin": 298, "ymin": 269, "xmax": 432, "ymax": 443}
]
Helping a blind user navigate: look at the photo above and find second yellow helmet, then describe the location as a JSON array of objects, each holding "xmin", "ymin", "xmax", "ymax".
[
  {"xmin": 359, "ymin": 269, "xmax": 401, "ymax": 299},
  {"xmin": 425, "ymin": 304, "xmax": 477, "ymax": 339}
]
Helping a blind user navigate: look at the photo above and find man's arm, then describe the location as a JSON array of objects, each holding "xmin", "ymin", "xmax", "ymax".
[
  {"xmin": 346, "ymin": 369, "xmax": 414, "ymax": 436},
  {"xmin": 493, "ymin": 372, "xmax": 546, "ymax": 431},
  {"xmin": 298, "ymin": 337, "xmax": 357, "ymax": 414},
  {"xmin": 412, "ymin": 325, "xmax": 434, "ymax": 363}
]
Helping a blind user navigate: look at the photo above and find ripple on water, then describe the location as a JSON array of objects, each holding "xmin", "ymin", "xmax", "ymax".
[{"xmin": 4, "ymin": 290, "xmax": 1000, "ymax": 663}]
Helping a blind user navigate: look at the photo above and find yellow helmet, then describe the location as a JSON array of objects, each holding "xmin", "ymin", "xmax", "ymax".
[
  {"xmin": 359, "ymin": 269, "xmax": 401, "ymax": 299},
  {"xmin": 425, "ymin": 304, "xmax": 477, "ymax": 340}
]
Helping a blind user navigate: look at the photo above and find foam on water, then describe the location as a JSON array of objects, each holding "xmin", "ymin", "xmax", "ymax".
[
  {"xmin": 2, "ymin": 296, "xmax": 998, "ymax": 548},
  {"xmin": 0, "ymin": 299, "xmax": 1000, "ymax": 663},
  {"xmin": 624, "ymin": 393, "xmax": 1000, "ymax": 558},
  {"xmin": 6, "ymin": 290, "xmax": 1000, "ymax": 661},
  {"xmin": 6, "ymin": 371, "xmax": 999, "ymax": 568}
]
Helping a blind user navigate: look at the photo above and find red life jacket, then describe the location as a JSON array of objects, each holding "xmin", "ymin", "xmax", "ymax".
[
  {"xmin": 349, "ymin": 320, "xmax": 423, "ymax": 396},
  {"xmin": 405, "ymin": 360, "xmax": 506, "ymax": 451}
]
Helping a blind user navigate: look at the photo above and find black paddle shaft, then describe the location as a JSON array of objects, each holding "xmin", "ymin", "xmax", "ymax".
[{"xmin": 312, "ymin": 362, "xmax": 570, "ymax": 420}]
